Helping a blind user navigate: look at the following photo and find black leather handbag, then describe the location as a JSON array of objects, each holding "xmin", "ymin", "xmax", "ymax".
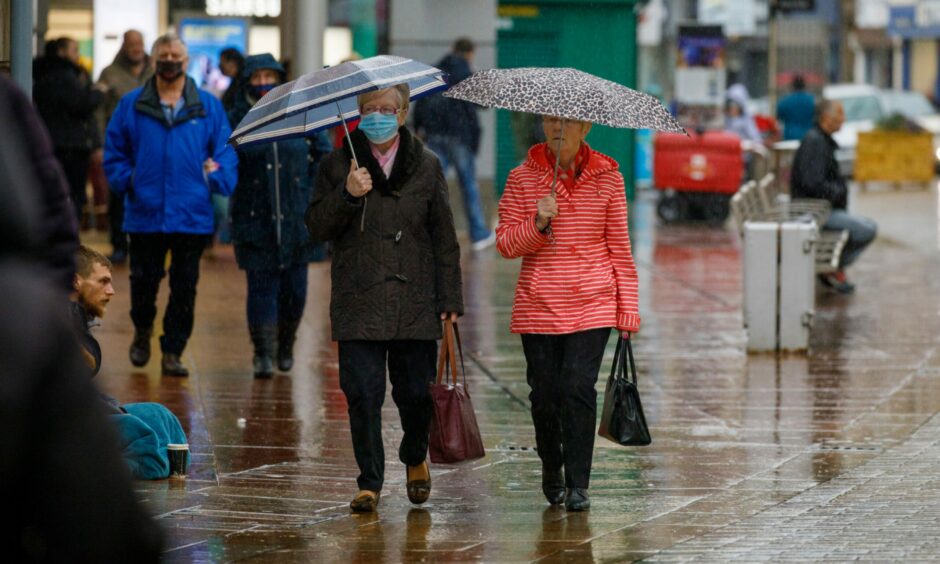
[{"xmin": 598, "ymin": 336, "xmax": 652, "ymax": 446}]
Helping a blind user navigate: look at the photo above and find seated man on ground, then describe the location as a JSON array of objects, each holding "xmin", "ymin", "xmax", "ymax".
[
  {"xmin": 71, "ymin": 245, "xmax": 188, "ymax": 479},
  {"xmin": 790, "ymin": 99, "xmax": 877, "ymax": 294}
]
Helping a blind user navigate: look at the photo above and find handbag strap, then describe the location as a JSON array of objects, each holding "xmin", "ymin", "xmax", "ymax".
[
  {"xmin": 452, "ymin": 321, "xmax": 468, "ymax": 387},
  {"xmin": 623, "ymin": 336, "xmax": 638, "ymax": 385},
  {"xmin": 436, "ymin": 319, "xmax": 458, "ymax": 386}
]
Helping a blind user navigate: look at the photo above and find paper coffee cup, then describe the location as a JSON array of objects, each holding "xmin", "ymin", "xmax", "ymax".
[{"xmin": 167, "ymin": 443, "xmax": 189, "ymax": 477}]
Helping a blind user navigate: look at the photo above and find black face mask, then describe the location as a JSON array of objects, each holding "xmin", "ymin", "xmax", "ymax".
[{"xmin": 155, "ymin": 60, "xmax": 184, "ymax": 81}]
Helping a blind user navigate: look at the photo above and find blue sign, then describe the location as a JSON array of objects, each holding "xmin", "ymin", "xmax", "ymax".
[
  {"xmin": 888, "ymin": 5, "xmax": 940, "ymax": 39},
  {"xmin": 179, "ymin": 18, "xmax": 247, "ymax": 89}
]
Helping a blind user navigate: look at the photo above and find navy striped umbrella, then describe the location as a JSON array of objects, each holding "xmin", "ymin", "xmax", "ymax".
[{"xmin": 228, "ymin": 55, "xmax": 447, "ymax": 149}]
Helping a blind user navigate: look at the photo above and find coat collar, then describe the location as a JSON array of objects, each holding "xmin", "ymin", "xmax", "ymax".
[
  {"xmin": 342, "ymin": 126, "xmax": 424, "ymax": 196},
  {"xmin": 522, "ymin": 142, "xmax": 619, "ymax": 196},
  {"xmin": 135, "ymin": 76, "xmax": 206, "ymax": 126}
]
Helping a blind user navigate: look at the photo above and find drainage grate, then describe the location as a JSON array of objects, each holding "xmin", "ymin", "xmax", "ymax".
[
  {"xmin": 816, "ymin": 442, "xmax": 882, "ymax": 452},
  {"xmin": 490, "ymin": 444, "xmax": 539, "ymax": 453}
]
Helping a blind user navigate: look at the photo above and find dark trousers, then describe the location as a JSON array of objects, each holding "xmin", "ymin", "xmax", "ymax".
[
  {"xmin": 129, "ymin": 233, "xmax": 208, "ymax": 355},
  {"xmin": 109, "ymin": 192, "xmax": 127, "ymax": 253},
  {"xmin": 338, "ymin": 340, "xmax": 437, "ymax": 492},
  {"xmin": 521, "ymin": 328, "xmax": 611, "ymax": 489},
  {"xmin": 54, "ymin": 146, "xmax": 91, "ymax": 224},
  {"xmin": 245, "ymin": 265, "xmax": 308, "ymax": 327}
]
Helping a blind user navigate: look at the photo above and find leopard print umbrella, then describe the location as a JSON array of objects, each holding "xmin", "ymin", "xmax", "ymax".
[{"xmin": 443, "ymin": 67, "xmax": 685, "ymax": 133}]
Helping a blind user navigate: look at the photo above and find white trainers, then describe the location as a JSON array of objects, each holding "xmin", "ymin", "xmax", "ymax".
[{"xmin": 471, "ymin": 231, "xmax": 496, "ymax": 251}]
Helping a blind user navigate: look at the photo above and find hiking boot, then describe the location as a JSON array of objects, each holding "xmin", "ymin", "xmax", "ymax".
[
  {"xmin": 161, "ymin": 353, "xmax": 189, "ymax": 377},
  {"xmin": 818, "ymin": 270, "xmax": 855, "ymax": 294},
  {"xmin": 129, "ymin": 327, "xmax": 152, "ymax": 367},
  {"xmin": 249, "ymin": 325, "xmax": 276, "ymax": 379},
  {"xmin": 277, "ymin": 318, "xmax": 301, "ymax": 372}
]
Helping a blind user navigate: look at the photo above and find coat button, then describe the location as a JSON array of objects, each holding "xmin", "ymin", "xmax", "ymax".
[{"xmin": 266, "ymin": 164, "xmax": 272, "ymax": 170}]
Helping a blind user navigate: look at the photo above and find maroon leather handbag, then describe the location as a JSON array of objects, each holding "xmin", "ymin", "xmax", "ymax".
[{"xmin": 428, "ymin": 320, "xmax": 485, "ymax": 464}]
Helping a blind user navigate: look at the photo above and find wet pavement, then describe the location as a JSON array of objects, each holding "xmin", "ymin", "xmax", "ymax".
[{"xmin": 87, "ymin": 181, "xmax": 940, "ymax": 562}]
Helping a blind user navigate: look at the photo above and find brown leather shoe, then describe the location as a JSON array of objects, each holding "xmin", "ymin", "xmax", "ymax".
[
  {"xmin": 406, "ymin": 461, "xmax": 431, "ymax": 505},
  {"xmin": 350, "ymin": 490, "xmax": 380, "ymax": 513}
]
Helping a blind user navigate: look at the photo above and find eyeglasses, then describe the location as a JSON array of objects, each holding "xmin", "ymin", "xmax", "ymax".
[{"xmin": 361, "ymin": 105, "xmax": 402, "ymax": 116}]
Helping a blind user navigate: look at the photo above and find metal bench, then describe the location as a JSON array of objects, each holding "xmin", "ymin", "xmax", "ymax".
[{"xmin": 731, "ymin": 174, "xmax": 848, "ymax": 274}]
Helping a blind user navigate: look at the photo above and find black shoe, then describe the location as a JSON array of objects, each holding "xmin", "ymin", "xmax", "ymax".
[
  {"xmin": 161, "ymin": 353, "xmax": 189, "ymax": 377},
  {"xmin": 249, "ymin": 325, "xmax": 277, "ymax": 378},
  {"xmin": 107, "ymin": 248, "xmax": 128, "ymax": 264},
  {"xmin": 542, "ymin": 467, "xmax": 565, "ymax": 505},
  {"xmin": 277, "ymin": 318, "xmax": 301, "ymax": 372},
  {"xmin": 818, "ymin": 271, "xmax": 855, "ymax": 294},
  {"xmin": 253, "ymin": 354, "xmax": 274, "ymax": 379},
  {"xmin": 129, "ymin": 327, "xmax": 152, "ymax": 367},
  {"xmin": 565, "ymin": 488, "xmax": 590, "ymax": 512}
]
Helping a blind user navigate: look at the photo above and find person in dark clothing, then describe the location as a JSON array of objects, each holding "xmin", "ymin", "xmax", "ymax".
[
  {"xmin": 791, "ymin": 99, "xmax": 877, "ymax": 293},
  {"xmin": 0, "ymin": 86, "xmax": 163, "ymax": 563},
  {"xmin": 219, "ymin": 47, "xmax": 245, "ymax": 111},
  {"xmin": 33, "ymin": 37, "xmax": 105, "ymax": 225},
  {"xmin": 104, "ymin": 34, "xmax": 238, "ymax": 376},
  {"xmin": 97, "ymin": 30, "xmax": 154, "ymax": 264},
  {"xmin": 306, "ymin": 84, "xmax": 463, "ymax": 513},
  {"xmin": 228, "ymin": 53, "xmax": 333, "ymax": 378},
  {"xmin": 413, "ymin": 37, "xmax": 494, "ymax": 250},
  {"xmin": 0, "ymin": 74, "xmax": 79, "ymax": 293}
]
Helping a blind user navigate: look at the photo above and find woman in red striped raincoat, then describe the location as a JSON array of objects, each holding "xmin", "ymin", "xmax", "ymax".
[{"xmin": 495, "ymin": 115, "xmax": 640, "ymax": 512}]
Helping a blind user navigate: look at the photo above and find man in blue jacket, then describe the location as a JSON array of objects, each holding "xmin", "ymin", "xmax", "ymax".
[{"xmin": 104, "ymin": 34, "xmax": 237, "ymax": 376}]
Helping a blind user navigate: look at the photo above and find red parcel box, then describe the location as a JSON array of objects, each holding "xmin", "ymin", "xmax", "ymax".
[{"xmin": 653, "ymin": 131, "xmax": 743, "ymax": 195}]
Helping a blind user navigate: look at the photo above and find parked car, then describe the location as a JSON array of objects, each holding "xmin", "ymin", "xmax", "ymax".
[{"xmin": 822, "ymin": 84, "xmax": 940, "ymax": 177}]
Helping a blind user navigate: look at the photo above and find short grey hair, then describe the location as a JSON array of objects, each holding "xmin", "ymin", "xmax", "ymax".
[
  {"xmin": 815, "ymin": 99, "xmax": 841, "ymax": 124},
  {"xmin": 151, "ymin": 33, "xmax": 187, "ymax": 57}
]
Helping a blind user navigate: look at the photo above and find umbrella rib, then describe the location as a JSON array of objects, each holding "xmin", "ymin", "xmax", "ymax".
[{"xmin": 233, "ymin": 71, "xmax": 445, "ymax": 138}]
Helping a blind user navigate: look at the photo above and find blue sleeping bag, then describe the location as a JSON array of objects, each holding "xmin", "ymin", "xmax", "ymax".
[{"xmin": 109, "ymin": 402, "xmax": 188, "ymax": 480}]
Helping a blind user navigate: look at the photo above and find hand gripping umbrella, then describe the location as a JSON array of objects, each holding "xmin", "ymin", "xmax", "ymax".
[
  {"xmin": 228, "ymin": 55, "xmax": 448, "ymax": 231},
  {"xmin": 443, "ymin": 67, "xmax": 685, "ymax": 195}
]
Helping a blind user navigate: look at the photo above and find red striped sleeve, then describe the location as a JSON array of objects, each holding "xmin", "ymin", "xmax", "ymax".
[
  {"xmin": 603, "ymin": 171, "xmax": 641, "ymax": 332},
  {"xmin": 496, "ymin": 167, "xmax": 550, "ymax": 259}
]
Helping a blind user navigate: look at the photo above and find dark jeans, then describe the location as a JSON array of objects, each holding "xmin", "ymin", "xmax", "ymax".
[
  {"xmin": 338, "ymin": 339, "xmax": 437, "ymax": 492},
  {"xmin": 426, "ymin": 134, "xmax": 490, "ymax": 243},
  {"xmin": 129, "ymin": 233, "xmax": 208, "ymax": 355},
  {"xmin": 54, "ymin": 146, "xmax": 91, "ymax": 224},
  {"xmin": 245, "ymin": 265, "xmax": 308, "ymax": 327},
  {"xmin": 521, "ymin": 328, "xmax": 612, "ymax": 489},
  {"xmin": 109, "ymin": 191, "xmax": 126, "ymax": 253},
  {"xmin": 823, "ymin": 209, "xmax": 877, "ymax": 268}
]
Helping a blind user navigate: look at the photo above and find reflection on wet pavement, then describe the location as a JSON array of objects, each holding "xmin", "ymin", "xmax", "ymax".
[{"xmin": 90, "ymin": 189, "xmax": 940, "ymax": 561}]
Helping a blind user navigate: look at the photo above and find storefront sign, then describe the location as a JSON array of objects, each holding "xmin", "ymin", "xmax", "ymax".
[
  {"xmin": 888, "ymin": 4, "xmax": 940, "ymax": 39},
  {"xmin": 206, "ymin": 0, "xmax": 281, "ymax": 18}
]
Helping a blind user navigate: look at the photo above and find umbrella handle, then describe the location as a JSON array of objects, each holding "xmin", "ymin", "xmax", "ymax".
[
  {"xmin": 336, "ymin": 101, "xmax": 365, "ymax": 232},
  {"xmin": 550, "ymin": 118, "xmax": 566, "ymax": 197}
]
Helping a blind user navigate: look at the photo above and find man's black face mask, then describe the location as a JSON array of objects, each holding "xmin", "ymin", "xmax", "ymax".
[{"xmin": 156, "ymin": 60, "xmax": 184, "ymax": 81}]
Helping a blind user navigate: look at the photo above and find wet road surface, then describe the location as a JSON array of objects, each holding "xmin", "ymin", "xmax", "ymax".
[{"xmin": 89, "ymin": 183, "xmax": 940, "ymax": 562}]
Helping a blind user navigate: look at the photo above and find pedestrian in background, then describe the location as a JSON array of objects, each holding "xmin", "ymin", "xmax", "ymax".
[
  {"xmin": 220, "ymin": 47, "xmax": 245, "ymax": 112},
  {"xmin": 777, "ymin": 74, "xmax": 815, "ymax": 142},
  {"xmin": 495, "ymin": 114, "xmax": 641, "ymax": 512},
  {"xmin": 791, "ymin": 99, "xmax": 877, "ymax": 294},
  {"xmin": 33, "ymin": 36, "xmax": 106, "ymax": 227},
  {"xmin": 97, "ymin": 29, "xmax": 154, "ymax": 264},
  {"xmin": 104, "ymin": 33, "xmax": 237, "ymax": 377},
  {"xmin": 414, "ymin": 37, "xmax": 495, "ymax": 250},
  {"xmin": 228, "ymin": 53, "xmax": 332, "ymax": 379},
  {"xmin": 306, "ymin": 84, "xmax": 463, "ymax": 513}
]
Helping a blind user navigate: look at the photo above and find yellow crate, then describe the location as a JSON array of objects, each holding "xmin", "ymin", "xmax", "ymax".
[{"xmin": 854, "ymin": 131, "xmax": 934, "ymax": 183}]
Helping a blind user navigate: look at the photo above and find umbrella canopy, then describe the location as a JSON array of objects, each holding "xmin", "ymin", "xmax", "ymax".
[
  {"xmin": 229, "ymin": 55, "xmax": 447, "ymax": 148},
  {"xmin": 443, "ymin": 67, "xmax": 684, "ymax": 134}
]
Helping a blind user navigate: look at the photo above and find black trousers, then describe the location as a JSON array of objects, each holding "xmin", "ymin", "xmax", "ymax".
[
  {"xmin": 521, "ymin": 328, "xmax": 611, "ymax": 489},
  {"xmin": 129, "ymin": 233, "xmax": 208, "ymax": 355},
  {"xmin": 338, "ymin": 339, "xmax": 437, "ymax": 492},
  {"xmin": 54, "ymin": 147, "xmax": 91, "ymax": 224},
  {"xmin": 109, "ymin": 191, "xmax": 127, "ymax": 253}
]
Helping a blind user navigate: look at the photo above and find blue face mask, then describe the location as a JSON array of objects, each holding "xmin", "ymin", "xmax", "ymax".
[
  {"xmin": 249, "ymin": 83, "xmax": 276, "ymax": 100},
  {"xmin": 358, "ymin": 111, "xmax": 400, "ymax": 144}
]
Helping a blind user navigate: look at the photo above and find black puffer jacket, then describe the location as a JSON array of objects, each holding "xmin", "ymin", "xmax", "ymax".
[
  {"xmin": 306, "ymin": 127, "xmax": 463, "ymax": 341},
  {"xmin": 228, "ymin": 84, "xmax": 332, "ymax": 271},
  {"xmin": 32, "ymin": 56, "xmax": 102, "ymax": 150}
]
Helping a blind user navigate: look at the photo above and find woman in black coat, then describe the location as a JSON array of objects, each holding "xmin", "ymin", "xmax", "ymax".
[
  {"xmin": 306, "ymin": 84, "xmax": 463, "ymax": 513},
  {"xmin": 227, "ymin": 54, "xmax": 332, "ymax": 378}
]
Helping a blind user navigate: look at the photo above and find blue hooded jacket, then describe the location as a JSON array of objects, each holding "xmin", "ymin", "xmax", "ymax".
[{"xmin": 104, "ymin": 77, "xmax": 238, "ymax": 234}]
